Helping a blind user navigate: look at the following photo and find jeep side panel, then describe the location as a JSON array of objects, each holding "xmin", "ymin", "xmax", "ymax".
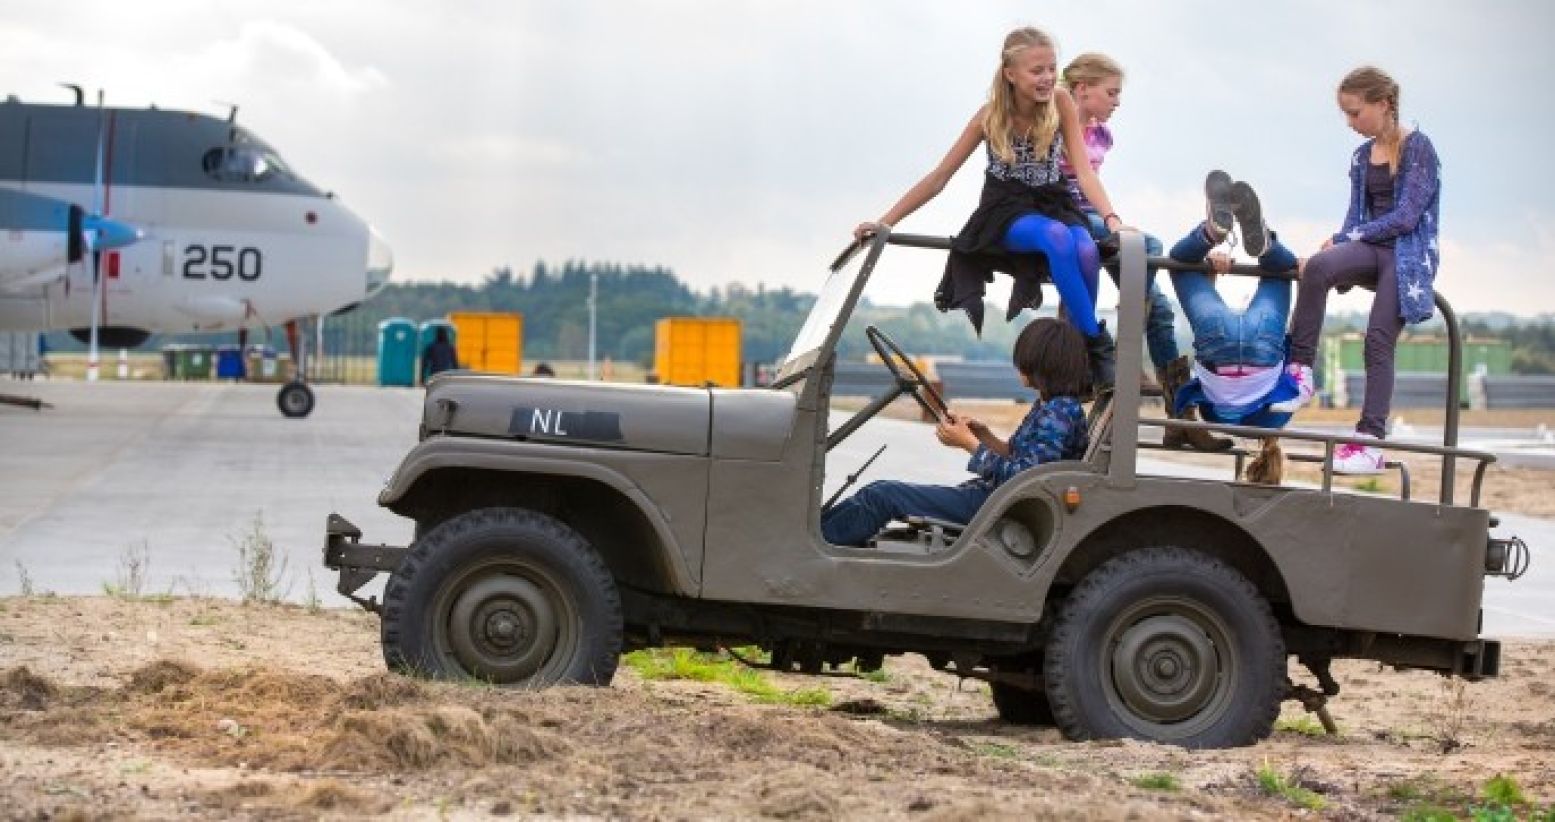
[{"xmin": 379, "ymin": 437, "xmax": 709, "ymax": 593}]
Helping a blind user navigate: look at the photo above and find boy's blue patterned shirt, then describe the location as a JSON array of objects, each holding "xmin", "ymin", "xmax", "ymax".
[{"xmin": 964, "ymin": 395, "xmax": 1088, "ymax": 490}]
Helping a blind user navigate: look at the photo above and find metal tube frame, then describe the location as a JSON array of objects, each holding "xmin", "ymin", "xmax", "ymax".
[{"xmin": 881, "ymin": 231, "xmax": 1488, "ymax": 509}]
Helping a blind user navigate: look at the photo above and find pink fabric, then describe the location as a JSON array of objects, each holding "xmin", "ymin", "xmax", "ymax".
[
  {"xmin": 1213, "ymin": 363, "xmax": 1275, "ymax": 377},
  {"xmin": 1059, "ymin": 122, "xmax": 1113, "ymax": 212}
]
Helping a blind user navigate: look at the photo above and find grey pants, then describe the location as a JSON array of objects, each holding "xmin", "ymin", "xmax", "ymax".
[{"xmin": 1288, "ymin": 241, "xmax": 1402, "ymax": 438}]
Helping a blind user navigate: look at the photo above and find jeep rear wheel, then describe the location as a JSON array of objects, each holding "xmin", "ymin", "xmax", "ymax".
[
  {"xmin": 381, "ymin": 507, "xmax": 622, "ymax": 686},
  {"xmin": 1043, "ymin": 547, "xmax": 1284, "ymax": 748}
]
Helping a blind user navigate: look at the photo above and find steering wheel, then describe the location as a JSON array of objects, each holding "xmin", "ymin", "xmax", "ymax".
[{"xmin": 865, "ymin": 325, "xmax": 950, "ymax": 423}]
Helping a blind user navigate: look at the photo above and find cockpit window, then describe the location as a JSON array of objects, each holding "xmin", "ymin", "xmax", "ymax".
[{"xmin": 200, "ymin": 144, "xmax": 293, "ymax": 183}]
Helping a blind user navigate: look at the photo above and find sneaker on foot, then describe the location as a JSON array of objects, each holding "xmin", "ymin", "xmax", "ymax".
[
  {"xmin": 1204, "ymin": 170, "xmax": 1234, "ymax": 243},
  {"xmin": 1229, "ymin": 180, "xmax": 1270, "ymax": 257},
  {"xmin": 1268, "ymin": 363, "xmax": 1315, "ymax": 413},
  {"xmin": 1332, "ymin": 435, "xmax": 1386, "ymax": 475}
]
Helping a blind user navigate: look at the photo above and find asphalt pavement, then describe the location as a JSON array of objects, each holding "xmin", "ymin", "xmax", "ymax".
[{"xmin": 0, "ymin": 380, "xmax": 1549, "ymax": 638}]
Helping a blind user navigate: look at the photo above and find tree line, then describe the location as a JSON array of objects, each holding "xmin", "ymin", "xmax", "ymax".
[{"xmin": 41, "ymin": 259, "xmax": 1555, "ymax": 373}]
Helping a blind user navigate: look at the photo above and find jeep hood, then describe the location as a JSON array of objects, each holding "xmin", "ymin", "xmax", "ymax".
[{"xmin": 421, "ymin": 374, "xmax": 711, "ymax": 456}]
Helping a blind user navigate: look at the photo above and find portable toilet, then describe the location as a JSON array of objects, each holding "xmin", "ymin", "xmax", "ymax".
[
  {"xmin": 215, "ymin": 344, "xmax": 246, "ymax": 380},
  {"xmin": 418, "ymin": 319, "xmax": 458, "ymax": 383},
  {"xmin": 377, "ymin": 317, "xmax": 418, "ymax": 387}
]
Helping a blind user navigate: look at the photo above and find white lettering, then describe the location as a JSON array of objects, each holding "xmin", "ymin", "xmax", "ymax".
[{"xmin": 530, "ymin": 408, "xmax": 568, "ymax": 436}]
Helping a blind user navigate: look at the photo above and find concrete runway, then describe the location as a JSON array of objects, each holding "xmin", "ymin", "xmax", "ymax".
[{"xmin": 1, "ymin": 380, "xmax": 1549, "ymax": 639}]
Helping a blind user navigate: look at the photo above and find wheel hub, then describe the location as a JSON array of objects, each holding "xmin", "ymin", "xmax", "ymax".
[
  {"xmin": 1111, "ymin": 614, "xmax": 1221, "ymax": 723},
  {"xmin": 447, "ymin": 575, "xmax": 557, "ymax": 680}
]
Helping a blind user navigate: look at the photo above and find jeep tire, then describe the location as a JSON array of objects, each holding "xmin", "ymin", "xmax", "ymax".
[
  {"xmin": 381, "ymin": 507, "xmax": 623, "ymax": 686},
  {"xmin": 1043, "ymin": 547, "xmax": 1283, "ymax": 748}
]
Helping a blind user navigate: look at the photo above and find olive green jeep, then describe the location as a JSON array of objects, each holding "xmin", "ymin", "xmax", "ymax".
[{"xmin": 325, "ymin": 231, "xmax": 1527, "ymax": 748}]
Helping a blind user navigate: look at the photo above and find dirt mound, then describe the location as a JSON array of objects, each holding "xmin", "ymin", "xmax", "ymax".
[
  {"xmin": 125, "ymin": 659, "xmax": 200, "ymax": 693},
  {"xmin": 332, "ymin": 671, "xmax": 427, "ymax": 710},
  {"xmin": 1, "ymin": 666, "xmax": 59, "ymax": 710}
]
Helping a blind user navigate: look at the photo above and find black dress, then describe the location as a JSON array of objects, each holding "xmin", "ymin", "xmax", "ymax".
[{"xmin": 935, "ymin": 133, "xmax": 1088, "ymax": 335}]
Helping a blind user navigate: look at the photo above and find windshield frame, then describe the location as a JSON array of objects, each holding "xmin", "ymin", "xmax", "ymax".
[{"xmin": 772, "ymin": 233, "xmax": 888, "ymax": 387}]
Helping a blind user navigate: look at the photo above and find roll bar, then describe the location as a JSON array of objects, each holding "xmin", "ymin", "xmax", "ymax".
[{"xmin": 884, "ymin": 231, "xmax": 1475, "ymax": 506}]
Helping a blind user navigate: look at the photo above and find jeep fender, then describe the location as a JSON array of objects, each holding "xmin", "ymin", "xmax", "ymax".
[{"xmin": 379, "ymin": 437, "xmax": 702, "ymax": 596}]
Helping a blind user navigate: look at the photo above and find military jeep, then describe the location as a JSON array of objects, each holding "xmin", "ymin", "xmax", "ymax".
[{"xmin": 325, "ymin": 231, "xmax": 1528, "ymax": 748}]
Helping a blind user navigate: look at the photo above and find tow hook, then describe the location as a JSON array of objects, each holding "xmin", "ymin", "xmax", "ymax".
[{"xmin": 1284, "ymin": 655, "xmax": 1341, "ymax": 735}]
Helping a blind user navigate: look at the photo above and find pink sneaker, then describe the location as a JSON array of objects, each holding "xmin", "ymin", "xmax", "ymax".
[
  {"xmin": 1332, "ymin": 434, "xmax": 1386, "ymax": 475},
  {"xmin": 1269, "ymin": 363, "xmax": 1315, "ymax": 413}
]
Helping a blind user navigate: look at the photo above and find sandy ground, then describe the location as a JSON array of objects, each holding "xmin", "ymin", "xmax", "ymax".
[{"xmin": 1, "ymin": 595, "xmax": 1552, "ymax": 820}]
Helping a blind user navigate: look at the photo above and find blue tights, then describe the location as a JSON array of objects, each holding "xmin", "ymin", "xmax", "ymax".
[{"xmin": 1003, "ymin": 213, "xmax": 1101, "ymax": 337}]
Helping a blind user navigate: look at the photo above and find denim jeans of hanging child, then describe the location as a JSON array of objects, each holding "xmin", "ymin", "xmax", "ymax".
[{"xmin": 1168, "ymin": 225, "xmax": 1298, "ymax": 369}]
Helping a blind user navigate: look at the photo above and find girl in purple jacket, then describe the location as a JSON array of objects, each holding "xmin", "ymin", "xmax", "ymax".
[{"xmin": 1282, "ymin": 66, "xmax": 1441, "ymax": 475}]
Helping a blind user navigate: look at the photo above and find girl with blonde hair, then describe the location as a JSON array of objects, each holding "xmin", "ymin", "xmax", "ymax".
[
  {"xmin": 1058, "ymin": 52, "xmax": 1227, "ymax": 451},
  {"xmin": 855, "ymin": 27, "xmax": 1131, "ymax": 390},
  {"xmin": 1280, "ymin": 66, "xmax": 1442, "ymax": 475}
]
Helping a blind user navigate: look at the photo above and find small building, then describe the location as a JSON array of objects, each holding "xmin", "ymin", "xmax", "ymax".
[{"xmin": 1320, "ymin": 334, "xmax": 1511, "ymax": 408}]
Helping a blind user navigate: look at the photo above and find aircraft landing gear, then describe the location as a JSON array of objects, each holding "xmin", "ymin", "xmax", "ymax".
[{"xmin": 279, "ymin": 317, "xmax": 316, "ymax": 419}]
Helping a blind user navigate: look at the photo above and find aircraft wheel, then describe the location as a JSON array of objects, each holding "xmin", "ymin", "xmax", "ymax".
[
  {"xmin": 1043, "ymin": 547, "xmax": 1284, "ymax": 748},
  {"xmin": 277, "ymin": 381, "xmax": 315, "ymax": 418}
]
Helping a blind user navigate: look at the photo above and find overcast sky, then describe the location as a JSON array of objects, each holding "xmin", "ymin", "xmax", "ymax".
[{"xmin": 4, "ymin": 1, "xmax": 1552, "ymax": 316}]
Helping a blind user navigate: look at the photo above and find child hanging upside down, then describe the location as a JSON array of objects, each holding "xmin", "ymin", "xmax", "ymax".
[{"xmin": 1163, "ymin": 173, "xmax": 1326, "ymax": 482}]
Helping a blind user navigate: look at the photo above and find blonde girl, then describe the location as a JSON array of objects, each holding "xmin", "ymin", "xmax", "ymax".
[{"xmin": 856, "ymin": 27, "xmax": 1131, "ymax": 388}]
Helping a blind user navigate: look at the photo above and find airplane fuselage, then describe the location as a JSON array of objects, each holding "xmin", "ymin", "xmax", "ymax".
[{"xmin": 0, "ymin": 100, "xmax": 391, "ymax": 340}]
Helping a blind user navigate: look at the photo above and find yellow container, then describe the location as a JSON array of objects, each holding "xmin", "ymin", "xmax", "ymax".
[
  {"xmin": 654, "ymin": 317, "xmax": 741, "ymax": 387},
  {"xmin": 448, "ymin": 311, "xmax": 523, "ymax": 375}
]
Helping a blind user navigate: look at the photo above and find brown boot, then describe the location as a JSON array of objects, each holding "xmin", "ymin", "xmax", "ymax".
[{"xmin": 1158, "ymin": 356, "xmax": 1233, "ymax": 452}]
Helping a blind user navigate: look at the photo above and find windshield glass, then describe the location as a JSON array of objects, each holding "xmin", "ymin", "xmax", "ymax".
[{"xmin": 779, "ymin": 244, "xmax": 867, "ymax": 374}]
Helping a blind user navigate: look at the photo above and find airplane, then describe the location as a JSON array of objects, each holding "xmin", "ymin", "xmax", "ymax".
[{"xmin": 0, "ymin": 90, "xmax": 393, "ymax": 416}]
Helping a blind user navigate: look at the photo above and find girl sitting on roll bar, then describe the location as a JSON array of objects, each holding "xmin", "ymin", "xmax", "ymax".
[
  {"xmin": 1281, "ymin": 66, "xmax": 1441, "ymax": 476},
  {"xmin": 853, "ymin": 26, "xmax": 1133, "ymax": 392}
]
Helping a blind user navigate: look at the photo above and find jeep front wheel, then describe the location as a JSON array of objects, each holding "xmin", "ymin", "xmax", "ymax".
[
  {"xmin": 1043, "ymin": 547, "xmax": 1284, "ymax": 748},
  {"xmin": 381, "ymin": 507, "xmax": 622, "ymax": 686}
]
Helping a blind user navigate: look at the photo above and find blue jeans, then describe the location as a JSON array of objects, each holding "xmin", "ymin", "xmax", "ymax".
[
  {"xmin": 1083, "ymin": 212, "xmax": 1179, "ymax": 370},
  {"xmin": 822, "ymin": 480, "xmax": 990, "ymax": 547},
  {"xmin": 1168, "ymin": 224, "xmax": 1297, "ymax": 368}
]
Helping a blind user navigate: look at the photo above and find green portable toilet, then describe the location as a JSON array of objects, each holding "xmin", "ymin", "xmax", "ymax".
[
  {"xmin": 417, "ymin": 319, "xmax": 457, "ymax": 384},
  {"xmin": 377, "ymin": 318, "xmax": 418, "ymax": 387}
]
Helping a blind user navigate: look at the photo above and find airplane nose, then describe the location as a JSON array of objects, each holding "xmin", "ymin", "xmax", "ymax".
[{"xmin": 365, "ymin": 226, "xmax": 393, "ymax": 297}]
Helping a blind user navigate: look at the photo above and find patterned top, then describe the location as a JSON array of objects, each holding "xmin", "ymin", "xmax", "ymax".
[
  {"xmin": 1058, "ymin": 121, "xmax": 1113, "ymax": 212},
  {"xmin": 986, "ymin": 131, "xmax": 1067, "ymax": 188},
  {"xmin": 1334, "ymin": 130, "xmax": 1441, "ymax": 324},
  {"xmin": 964, "ymin": 395, "xmax": 1088, "ymax": 490}
]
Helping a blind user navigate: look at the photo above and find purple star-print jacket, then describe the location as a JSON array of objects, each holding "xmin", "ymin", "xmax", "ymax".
[{"xmin": 1333, "ymin": 129, "xmax": 1442, "ymax": 324}]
